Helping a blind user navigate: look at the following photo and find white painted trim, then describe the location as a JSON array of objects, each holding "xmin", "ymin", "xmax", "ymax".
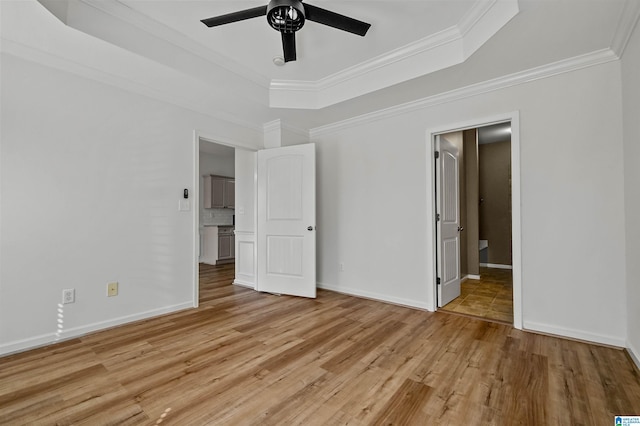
[
  {"xmin": 263, "ymin": 120, "xmax": 281, "ymax": 133},
  {"xmin": 426, "ymin": 111, "xmax": 522, "ymax": 330},
  {"xmin": 78, "ymin": 0, "xmax": 269, "ymax": 88},
  {"xmin": 426, "ymin": 135, "xmax": 438, "ymax": 312},
  {"xmin": 458, "ymin": 0, "xmax": 499, "ymax": 36},
  {"xmin": 0, "ymin": 302, "xmax": 193, "ymax": 357},
  {"xmin": 524, "ymin": 321, "xmax": 626, "ymax": 348},
  {"xmin": 510, "ymin": 113, "xmax": 523, "ymax": 330},
  {"xmin": 480, "ymin": 263, "xmax": 513, "ymax": 270},
  {"xmin": 627, "ymin": 340, "xmax": 640, "ymax": 371},
  {"xmin": 271, "ymin": 25, "xmax": 460, "ymax": 94},
  {"xmin": 281, "ymin": 122, "xmax": 309, "ymax": 139},
  {"xmin": 197, "ymin": 131, "xmax": 258, "ymax": 152},
  {"xmin": 317, "ymin": 282, "xmax": 430, "ymax": 311},
  {"xmin": 270, "ymin": 0, "xmax": 519, "ymax": 109},
  {"xmin": 194, "ymin": 130, "xmax": 259, "ymax": 305},
  {"xmin": 1, "ymin": 39, "xmax": 262, "ymax": 133},
  {"xmin": 465, "ymin": 274, "xmax": 482, "ymax": 280},
  {"xmin": 234, "ymin": 234, "xmax": 256, "ymax": 289},
  {"xmin": 310, "ymin": 49, "xmax": 618, "ymax": 139},
  {"xmin": 233, "ymin": 280, "xmax": 255, "ymax": 289},
  {"xmin": 611, "ymin": 0, "xmax": 640, "ymax": 58},
  {"xmin": 193, "ymin": 132, "xmax": 200, "ymax": 308}
]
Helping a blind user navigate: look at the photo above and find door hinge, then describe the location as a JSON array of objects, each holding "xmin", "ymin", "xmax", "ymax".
[
  {"xmin": 434, "ymin": 151, "xmax": 440, "ymax": 159},
  {"xmin": 437, "ymin": 277, "xmax": 441, "ymax": 285},
  {"xmin": 436, "ymin": 213, "xmax": 440, "ymax": 221}
]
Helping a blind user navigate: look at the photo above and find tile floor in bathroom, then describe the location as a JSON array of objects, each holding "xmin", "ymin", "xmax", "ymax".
[{"xmin": 440, "ymin": 267, "xmax": 513, "ymax": 323}]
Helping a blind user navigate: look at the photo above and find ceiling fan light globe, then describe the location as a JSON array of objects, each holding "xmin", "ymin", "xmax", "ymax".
[{"xmin": 267, "ymin": 0, "xmax": 305, "ymax": 32}]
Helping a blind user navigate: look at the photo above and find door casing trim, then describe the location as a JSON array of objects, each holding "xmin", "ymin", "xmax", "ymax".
[{"xmin": 426, "ymin": 111, "xmax": 522, "ymax": 329}]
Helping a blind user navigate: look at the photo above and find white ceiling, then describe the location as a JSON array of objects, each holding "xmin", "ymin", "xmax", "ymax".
[
  {"xmin": 4, "ymin": 0, "xmax": 637, "ymax": 134},
  {"xmin": 120, "ymin": 0, "xmax": 478, "ymax": 82}
]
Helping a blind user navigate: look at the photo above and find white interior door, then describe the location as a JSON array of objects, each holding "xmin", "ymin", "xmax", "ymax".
[
  {"xmin": 436, "ymin": 135, "xmax": 461, "ymax": 307},
  {"xmin": 257, "ymin": 143, "xmax": 316, "ymax": 298}
]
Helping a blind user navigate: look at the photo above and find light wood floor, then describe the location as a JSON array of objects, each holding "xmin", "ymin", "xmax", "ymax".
[
  {"xmin": 440, "ymin": 268, "xmax": 513, "ymax": 323},
  {"xmin": 1, "ymin": 263, "xmax": 639, "ymax": 425}
]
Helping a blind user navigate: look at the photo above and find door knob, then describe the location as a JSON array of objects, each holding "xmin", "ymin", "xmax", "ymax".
[
  {"xmin": 307, "ymin": 226, "xmax": 314, "ymax": 231},
  {"xmin": 458, "ymin": 226, "xmax": 464, "ymax": 232}
]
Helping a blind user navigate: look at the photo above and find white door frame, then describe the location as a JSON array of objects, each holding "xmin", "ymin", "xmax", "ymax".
[
  {"xmin": 192, "ymin": 130, "xmax": 258, "ymax": 308},
  {"xmin": 425, "ymin": 111, "xmax": 522, "ymax": 329}
]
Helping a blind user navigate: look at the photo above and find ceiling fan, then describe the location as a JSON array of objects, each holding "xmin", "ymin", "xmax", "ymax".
[{"xmin": 200, "ymin": 0, "xmax": 371, "ymax": 63}]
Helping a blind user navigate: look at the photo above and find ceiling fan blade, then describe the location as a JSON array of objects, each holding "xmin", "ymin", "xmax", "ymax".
[
  {"xmin": 281, "ymin": 31, "xmax": 297, "ymax": 62},
  {"xmin": 303, "ymin": 3, "xmax": 371, "ymax": 36},
  {"xmin": 201, "ymin": 5, "xmax": 267, "ymax": 27}
]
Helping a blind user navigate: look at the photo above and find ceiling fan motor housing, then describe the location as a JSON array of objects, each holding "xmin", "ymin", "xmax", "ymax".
[{"xmin": 267, "ymin": 0, "xmax": 306, "ymax": 33}]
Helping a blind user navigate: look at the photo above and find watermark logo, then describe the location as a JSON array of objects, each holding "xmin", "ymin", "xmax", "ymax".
[{"xmin": 616, "ymin": 416, "xmax": 640, "ymax": 426}]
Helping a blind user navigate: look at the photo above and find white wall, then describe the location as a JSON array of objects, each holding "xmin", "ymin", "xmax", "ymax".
[
  {"xmin": 314, "ymin": 60, "xmax": 628, "ymax": 346},
  {"xmin": 0, "ymin": 54, "xmax": 260, "ymax": 355},
  {"xmin": 621, "ymin": 20, "xmax": 640, "ymax": 363}
]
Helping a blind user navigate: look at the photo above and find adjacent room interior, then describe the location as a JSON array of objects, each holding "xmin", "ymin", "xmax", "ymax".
[
  {"xmin": 437, "ymin": 123, "xmax": 514, "ymax": 324},
  {"xmin": 198, "ymin": 140, "xmax": 236, "ymax": 275}
]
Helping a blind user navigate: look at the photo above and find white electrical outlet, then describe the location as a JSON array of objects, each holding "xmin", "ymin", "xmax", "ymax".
[
  {"xmin": 339, "ymin": 263, "xmax": 344, "ymax": 272},
  {"xmin": 62, "ymin": 289, "xmax": 75, "ymax": 304}
]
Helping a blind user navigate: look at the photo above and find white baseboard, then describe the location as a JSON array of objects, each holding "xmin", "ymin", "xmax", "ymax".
[
  {"xmin": 523, "ymin": 320, "xmax": 625, "ymax": 348},
  {"xmin": 233, "ymin": 279, "xmax": 255, "ymax": 289},
  {"xmin": 627, "ymin": 340, "xmax": 640, "ymax": 371},
  {"xmin": 0, "ymin": 302, "xmax": 193, "ymax": 357},
  {"xmin": 317, "ymin": 282, "xmax": 430, "ymax": 311},
  {"xmin": 463, "ymin": 274, "xmax": 481, "ymax": 280},
  {"xmin": 480, "ymin": 263, "xmax": 513, "ymax": 270}
]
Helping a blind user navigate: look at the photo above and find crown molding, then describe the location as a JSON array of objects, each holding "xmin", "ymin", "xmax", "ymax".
[
  {"xmin": 269, "ymin": 0, "xmax": 519, "ymax": 110},
  {"xmin": 263, "ymin": 119, "xmax": 281, "ymax": 133},
  {"xmin": 610, "ymin": 0, "xmax": 640, "ymax": 57},
  {"xmin": 262, "ymin": 120, "xmax": 309, "ymax": 138},
  {"xmin": 1, "ymin": 37, "xmax": 263, "ymax": 133},
  {"xmin": 78, "ymin": 0, "xmax": 270, "ymax": 89},
  {"xmin": 309, "ymin": 48, "xmax": 619, "ymax": 139},
  {"xmin": 281, "ymin": 122, "xmax": 310, "ymax": 140},
  {"xmin": 458, "ymin": 0, "xmax": 497, "ymax": 36}
]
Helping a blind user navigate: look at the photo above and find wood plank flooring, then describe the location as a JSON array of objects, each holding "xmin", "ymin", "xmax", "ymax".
[
  {"xmin": 440, "ymin": 268, "xmax": 513, "ymax": 323},
  {"xmin": 1, "ymin": 263, "xmax": 639, "ymax": 424}
]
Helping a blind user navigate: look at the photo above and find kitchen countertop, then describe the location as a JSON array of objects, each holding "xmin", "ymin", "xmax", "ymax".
[{"xmin": 202, "ymin": 224, "xmax": 233, "ymax": 227}]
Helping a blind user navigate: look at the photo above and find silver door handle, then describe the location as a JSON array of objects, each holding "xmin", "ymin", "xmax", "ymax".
[{"xmin": 458, "ymin": 226, "xmax": 464, "ymax": 232}]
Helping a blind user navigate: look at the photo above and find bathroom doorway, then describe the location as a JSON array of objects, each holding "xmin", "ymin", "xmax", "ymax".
[{"xmin": 435, "ymin": 122, "xmax": 515, "ymax": 324}]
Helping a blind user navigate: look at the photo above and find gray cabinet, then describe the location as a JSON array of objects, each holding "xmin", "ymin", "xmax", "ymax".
[
  {"xmin": 203, "ymin": 175, "xmax": 234, "ymax": 209},
  {"xmin": 218, "ymin": 226, "xmax": 235, "ymax": 262},
  {"xmin": 223, "ymin": 179, "xmax": 235, "ymax": 208}
]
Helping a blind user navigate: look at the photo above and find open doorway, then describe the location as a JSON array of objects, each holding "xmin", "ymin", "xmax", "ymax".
[
  {"xmin": 437, "ymin": 123, "xmax": 513, "ymax": 323},
  {"xmin": 197, "ymin": 138, "xmax": 236, "ymax": 304},
  {"xmin": 428, "ymin": 113, "xmax": 522, "ymax": 329}
]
